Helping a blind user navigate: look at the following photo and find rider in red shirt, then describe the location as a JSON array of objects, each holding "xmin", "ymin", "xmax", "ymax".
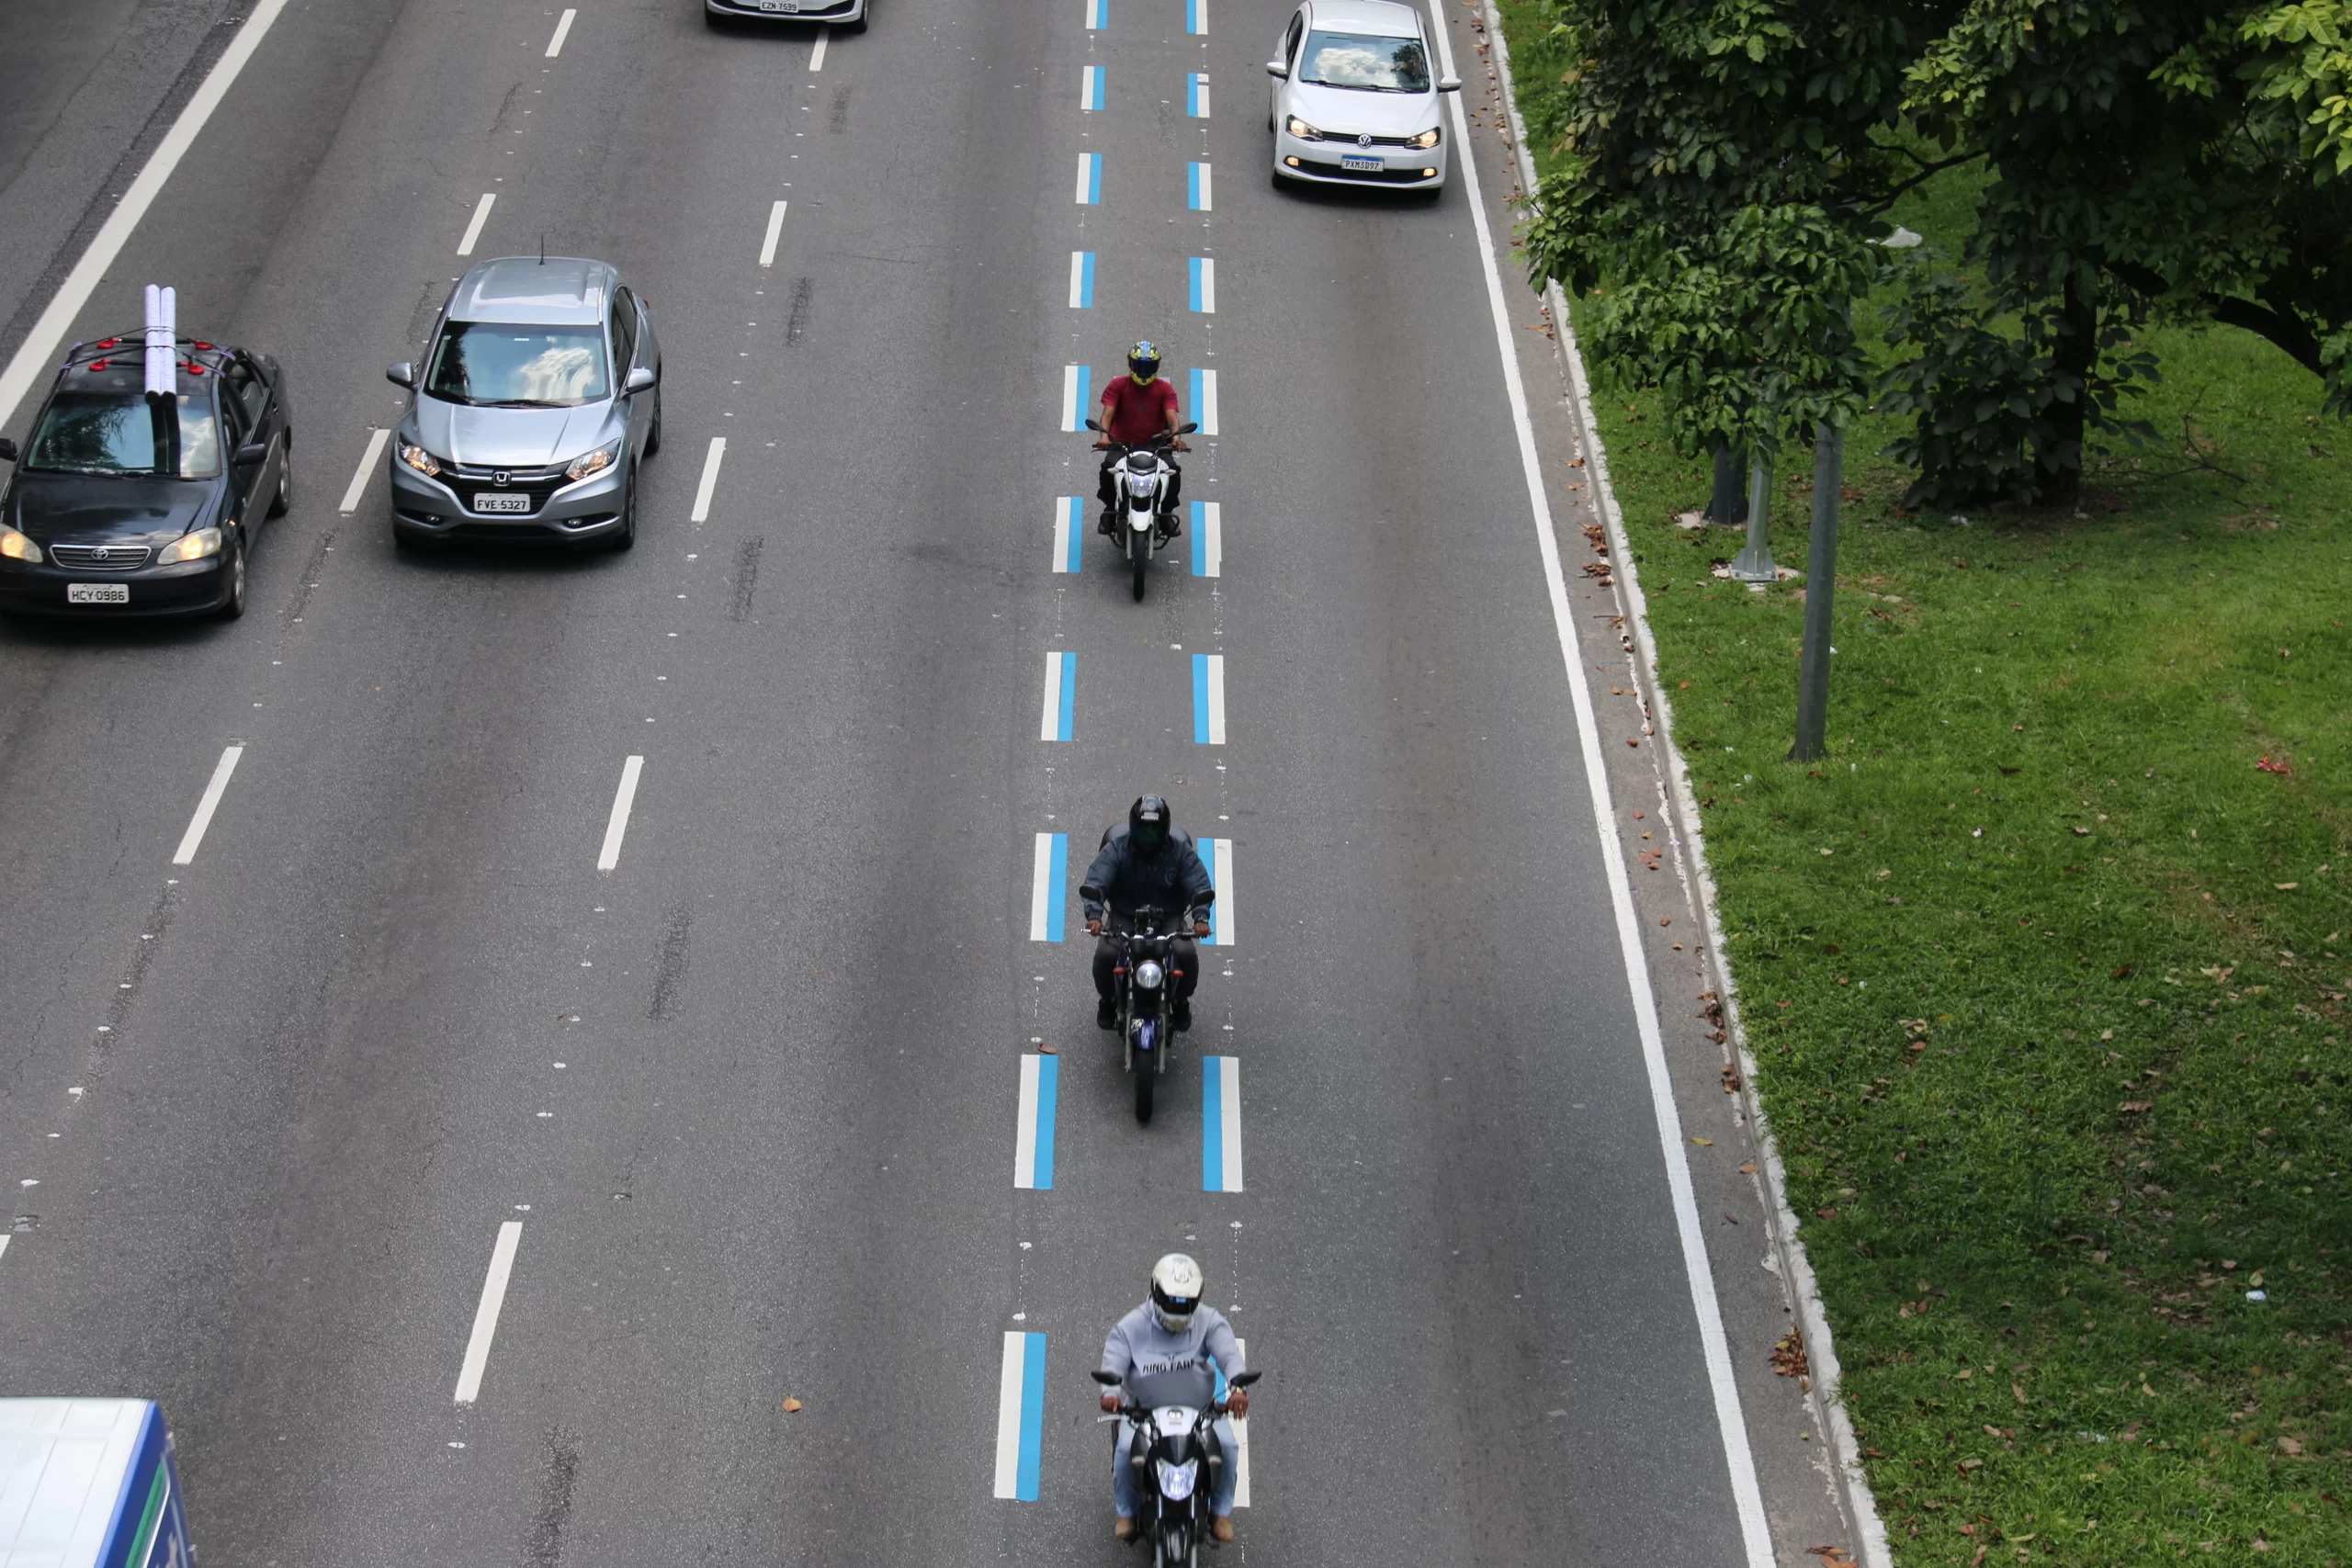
[{"xmin": 1095, "ymin": 341, "xmax": 1190, "ymax": 534}]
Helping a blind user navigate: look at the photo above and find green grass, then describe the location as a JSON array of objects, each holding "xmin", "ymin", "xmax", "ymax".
[{"xmin": 1492, "ymin": 3, "xmax": 2352, "ymax": 1561}]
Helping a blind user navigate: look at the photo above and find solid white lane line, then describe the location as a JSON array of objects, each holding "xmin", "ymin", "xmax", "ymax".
[
  {"xmin": 759, "ymin": 200, "xmax": 789, "ymax": 267},
  {"xmin": 690, "ymin": 436, "xmax": 727, "ymax": 522},
  {"xmin": 457, "ymin": 193, "xmax": 496, "ymax": 256},
  {"xmin": 338, "ymin": 428, "xmax": 391, "ymax": 513},
  {"xmin": 171, "ymin": 746, "xmax": 244, "ymax": 865},
  {"xmin": 453, "ymin": 1221, "xmax": 523, "ymax": 1404},
  {"xmin": 596, "ymin": 756, "xmax": 645, "ymax": 872},
  {"xmin": 1430, "ymin": 16, "xmax": 1773, "ymax": 1565},
  {"xmin": 0, "ymin": 0, "xmax": 293, "ymax": 430},
  {"xmin": 545, "ymin": 8, "xmax": 576, "ymax": 55},
  {"xmin": 810, "ymin": 28, "xmax": 828, "ymax": 71}
]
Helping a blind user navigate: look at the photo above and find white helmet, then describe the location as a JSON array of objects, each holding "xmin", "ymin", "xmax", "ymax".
[{"xmin": 1150, "ymin": 1253, "xmax": 1204, "ymax": 1332}]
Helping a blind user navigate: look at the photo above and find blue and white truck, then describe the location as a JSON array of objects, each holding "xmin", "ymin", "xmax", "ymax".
[{"xmin": 0, "ymin": 1400, "xmax": 194, "ymax": 1568}]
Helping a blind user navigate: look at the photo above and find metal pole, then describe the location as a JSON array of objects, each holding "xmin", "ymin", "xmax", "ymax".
[
  {"xmin": 1727, "ymin": 454, "xmax": 1776, "ymax": 582},
  {"xmin": 1704, "ymin": 444, "xmax": 1747, "ymax": 525},
  {"xmin": 1790, "ymin": 423, "xmax": 1842, "ymax": 762}
]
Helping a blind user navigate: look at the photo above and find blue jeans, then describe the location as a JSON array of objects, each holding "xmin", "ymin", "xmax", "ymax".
[{"xmin": 1113, "ymin": 1416, "xmax": 1238, "ymax": 1518}]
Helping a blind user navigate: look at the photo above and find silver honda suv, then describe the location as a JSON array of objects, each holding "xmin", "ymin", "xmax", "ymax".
[{"xmin": 385, "ymin": 256, "xmax": 662, "ymax": 551}]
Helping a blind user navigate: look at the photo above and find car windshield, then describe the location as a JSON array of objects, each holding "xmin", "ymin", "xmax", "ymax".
[
  {"xmin": 425, "ymin": 321, "xmax": 608, "ymax": 407},
  {"xmin": 1298, "ymin": 29, "xmax": 1430, "ymax": 92},
  {"xmin": 25, "ymin": 392, "xmax": 221, "ymax": 478}
]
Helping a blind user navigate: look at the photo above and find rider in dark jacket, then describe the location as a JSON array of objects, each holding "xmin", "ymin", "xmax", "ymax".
[{"xmin": 1080, "ymin": 795, "xmax": 1215, "ymax": 1032}]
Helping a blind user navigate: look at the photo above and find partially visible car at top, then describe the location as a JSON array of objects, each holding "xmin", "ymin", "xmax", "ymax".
[
  {"xmin": 0, "ymin": 333, "xmax": 291, "ymax": 618},
  {"xmin": 386, "ymin": 255, "xmax": 662, "ymax": 552},
  {"xmin": 1267, "ymin": 0, "xmax": 1460, "ymax": 192},
  {"xmin": 706, "ymin": 0, "xmax": 867, "ymax": 32}
]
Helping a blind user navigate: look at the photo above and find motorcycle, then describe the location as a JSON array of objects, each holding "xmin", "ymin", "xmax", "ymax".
[
  {"xmin": 1086, "ymin": 418, "xmax": 1197, "ymax": 602},
  {"xmin": 1093, "ymin": 1364, "xmax": 1261, "ymax": 1565},
  {"xmin": 1103, "ymin": 903, "xmax": 1194, "ymax": 1123}
]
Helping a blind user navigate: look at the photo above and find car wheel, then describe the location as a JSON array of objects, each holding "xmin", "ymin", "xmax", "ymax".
[
  {"xmin": 266, "ymin": 438, "xmax": 292, "ymax": 517},
  {"xmin": 609, "ymin": 481, "xmax": 637, "ymax": 553},
  {"xmin": 217, "ymin": 539, "xmax": 248, "ymax": 619},
  {"xmin": 645, "ymin": 397, "xmax": 662, "ymax": 457}
]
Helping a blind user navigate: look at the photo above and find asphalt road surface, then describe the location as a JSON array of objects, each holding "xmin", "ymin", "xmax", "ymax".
[{"xmin": 0, "ymin": 2, "xmax": 1850, "ymax": 1564}]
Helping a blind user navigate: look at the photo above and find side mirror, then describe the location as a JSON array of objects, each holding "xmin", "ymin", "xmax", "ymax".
[
  {"xmin": 1438, "ymin": 76, "xmax": 1462, "ymax": 93},
  {"xmin": 1083, "ymin": 417, "xmax": 1104, "ymax": 433},
  {"xmin": 1091, "ymin": 1371, "xmax": 1122, "ymax": 1386},
  {"xmin": 1175, "ymin": 422, "xmax": 1199, "ymax": 435},
  {"xmin": 1264, "ymin": 59, "xmax": 1288, "ymax": 79},
  {"xmin": 0, "ymin": 437, "xmax": 17, "ymax": 464},
  {"xmin": 385, "ymin": 361, "xmax": 415, "ymax": 389},
  {"xmin": 233, "ymin": 441, "xmax": 269, "ymax": 466},
  {"xmin": 624, "ymin": 366, "xmax": 658, "ymax": 394},
  {"xmin": 1227, "ymin": 1371, "xmax": 1261, "ymax": 1389}
]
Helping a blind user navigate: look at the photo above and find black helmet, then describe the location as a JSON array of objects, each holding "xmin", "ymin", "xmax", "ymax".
[
  {"xmin": 1126, "ymin": 340, "xmax": 1162, "ymax": 380},
  {"xmin": 1129, "ymin": 794, "xmax": 1171, "ymax": 852}
]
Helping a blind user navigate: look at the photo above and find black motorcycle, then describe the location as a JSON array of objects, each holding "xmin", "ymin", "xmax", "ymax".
[
  {"xmin": 1105, "ymin": 904, "xmax": 1193, "ymax": 1123},
  {"xmin": 1093, "ymin": 1364, "xmax": 1260, "ymax": 1565}
]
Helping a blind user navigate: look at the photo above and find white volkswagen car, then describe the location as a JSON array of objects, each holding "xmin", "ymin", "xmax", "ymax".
[{"xmin": 1267, "ymin": 0, "xmax": 1460, "ymax": 191}]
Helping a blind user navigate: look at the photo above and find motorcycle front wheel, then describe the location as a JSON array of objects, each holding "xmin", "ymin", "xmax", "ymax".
[
  {"xmin": 1134, "ymin": 1043, "xmax": 1156, "ymax": 1122},
  {"xmin": 1130, "ymin": 535, "xmax": 1148, "ymax": 601}
]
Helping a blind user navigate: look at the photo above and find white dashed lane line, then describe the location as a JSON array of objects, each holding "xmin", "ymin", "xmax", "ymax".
[
  {"xmin": 171, "ymin": 746, "xmax": 245, "ymax": 866},
  {"xmin": 759, "ymin": 201, "xmax": 789, "ymax": 267},
  {"xmin": 811, "ymin": 28, "xmax": 828, "ymax": 71},
  {"xmin": 453, "ymin": 1221, "xmax": 523, "ymax": 1405},
  {"xmin": 596, "ymin": 755, "xmax": 645, "ymax": 873},
  {"xmin": 545, "ymin": 8, "xmax": 575, "ymax": 56},
  {"xmin": 689, "ymin": 437, "xmax": 727, "ymax": 523},
  {"xmin": 457, "ymin": 193, "xmax": 496, "ymax": 256},
  {"xmin": 337, "ymin": 429, "xmax": 390, "ymax": 513}
]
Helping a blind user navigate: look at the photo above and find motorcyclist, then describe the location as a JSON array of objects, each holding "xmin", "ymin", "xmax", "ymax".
[
  {"xmin": 1099, "ymin": 1253, "xmax": 1249, "ymax": 1544},
  {"xmin": 1094, "ymin": 340, "xmax": 1190, "ymax": 536},
  {"xmin": 1080, "ymin": 795, "xmax": 1215, "ymax": 1032}
]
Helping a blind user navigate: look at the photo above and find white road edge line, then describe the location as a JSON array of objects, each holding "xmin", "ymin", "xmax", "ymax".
[
  {"xmin": 0, "ymin": 0, "xmax": 294, "ymax": 431},
  {"xmin": 171, "ymin": 746, "xmax": 244, "ymax": 866},
  {"xmin": 596, "ymin": 756, "xmax": 646, "ymax": 872},
  {"xmin": 759, "ymin": 200, "xmax": 789, "ymax": 267},
  {"xmin": 810, "ymin": 28, "xmax": 828, "ymax": 72},
  {"xmin": 453, "ymin": 1220, "xmax": 523, "ymax": 1404},
  {"xmin": 337, "ymin": 428, "xmax": 391, "ymax": 513},
  {"xmin": 546, "ymin": 7, "xmax": 576, "ymax": 56},
  {"xmin": 1430, "ymin": 15, "xmax": 1774, "ymax": 1566},
  {"xmin": 457, "ymin": 193, "xmax": 496, "ymax": 257},
  {"xmin": 690, "ymin": 436, "xmax": 727, "ymax": 523}
]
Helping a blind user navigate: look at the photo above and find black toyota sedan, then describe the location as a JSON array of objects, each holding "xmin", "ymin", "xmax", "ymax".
[{"xmin": 0, "ymin": 335, "xmax": 292, "ymax": 618}]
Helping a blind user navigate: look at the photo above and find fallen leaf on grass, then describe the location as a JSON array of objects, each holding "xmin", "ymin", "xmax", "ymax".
[
  {"xmin": 2256, "ymin": 755, "xmax": 2293, "ymax": 774},
  {"xmin": 2120, "ymin": 1100, "xmax": 2154, "ymax": 1112},
  {"xmin": 2072, "ymin": 826, "xmax": 2093, "ymax": 836},
  {"xmin": 2278, "ymin": 1436, "xmax": 2303, "ymax": 1455},
  {"xmin": 2277, "ymin": 882, "xmax": 2300, "ymax": 891}
]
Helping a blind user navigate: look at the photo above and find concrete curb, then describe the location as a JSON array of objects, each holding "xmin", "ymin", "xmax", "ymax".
[{"xmin": 1471, "ymin": 6, "xmax": 1893, "ymax": 1564}]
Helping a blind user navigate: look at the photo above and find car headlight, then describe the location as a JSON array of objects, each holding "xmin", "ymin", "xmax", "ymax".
[
  {"xmin": 565, "ymin": 440, "xmax": 622, "ymax": 483},
  {"xmin": 1406, "ymin": 126, "xmax": 1442, "ymax": 150},
  {"xmin": 0, "ymin": 526, "xmax": 40, "ymax": 563},
  {"xmin": 397, "ymin": 442, "xmax": 442, "ymax": 478},
  {"xmin": 157, "ymin": 527, "xmax": 223, "ymax": 564},
  {"xmin": 1283, "ymin": 116, "xmax": 1321, "ymax": 141},
  {"xmin": 1155, "ymin": 1459, "xmax": 1199, "ymax": 1501}
]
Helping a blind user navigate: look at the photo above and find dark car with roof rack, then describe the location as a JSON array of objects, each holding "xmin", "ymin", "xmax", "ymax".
[{"xmin": 0, "ymin": 333, "xmax": 291, "ymax": 618}]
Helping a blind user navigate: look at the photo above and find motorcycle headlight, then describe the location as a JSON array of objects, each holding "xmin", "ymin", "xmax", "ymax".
[
  {"xmin": 0, "ymin": 526, "xmax": 40, "ymax": 563},
  {"xmin": 1405, "ymin": 126, "xmax": 1442, "ymax": 150},
  {"xmin": 1135, "ymin": 959, "xmax": 1166, "ymax": 991},
  {"xmin": 1283, "ymin": 116, "xmax": 1321, "ymax": 141},
  {"xmin": 397, "ymin": 442, "xmax": 442, "ymax": 478},
  {"xmin": 1127, "ymin": 470, "xmax": 1157, "ymax": 496},
  {"xmin": 1155, "ymin": 1459, "xmax": 1199, "ymax": 1501},
  {"xmin": 565, "ymin": 440, "xmax": 622, "ymax": 483},
  {"xmin": 156, "ymin": 527, "xmax": 223, "ymax": 564}
]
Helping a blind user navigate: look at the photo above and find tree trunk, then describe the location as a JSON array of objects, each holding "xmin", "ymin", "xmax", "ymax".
[{"xmin": 2039, "ymin": 274, "xmax": 2098, "ymax": 505}]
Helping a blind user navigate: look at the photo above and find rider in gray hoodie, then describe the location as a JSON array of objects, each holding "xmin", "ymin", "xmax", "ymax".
[{"xmin": 1099, "ymin": 1253, "xmax": 1250, "ymax": 1543}]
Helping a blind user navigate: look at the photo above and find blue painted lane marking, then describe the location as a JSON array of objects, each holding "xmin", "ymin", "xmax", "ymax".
[
  {"xmin": 1187, "ymin": 162, "xmax": 1211, "ymax": 210},
  {"xmin": 1189, "ymin": 256, "xmax": 1216, "ymax": 313},
  {"xmin": 1186, "ymin": 0, "xmax": 1205, "ymax": 34},
  {"xmin": 1041, "ymin": 650, "xmax": 1077, "ymax": 742},
  {"xmin": 1030, "ymin": 833, "xmax": 1068, "ymax": 942},
  {"xmin": 1077, "ymin": 152, "xmax": 1102, "ymax": 205},
  {"xmin": 1204, "ymin": 838, "xmax": 1233, "ymax": 945},
  {"xmin": 1054, "ymin": 497, "xmax": 1084, "ymax": 573},
  {"xmin": 1190, "ymin": 500, "xmax": 1220, "ymax": 577},
  {"xmin": 1203, "ymin": 1055, "xmax": 1243, "ymax": 1191},
  {"xmin": 1015, "ymin": 1053, "xmax": 1058, "ymax": 1189},
  {"xmin": 1189, "ymin": 367, "xmax": 1218, "ymax": 434},
  {"xmin": 1192, "ymin": 653, "xmax": 1226, "ymax": 743},
  {"xmin": 1083, "ymin": 64, "xmax": 1106, "ymax": 111},
  {"xmin": 1069, "ymin": 251, "xmax": 1096, "ymax": 308},
  {"xmin": 992, "ymin": 1332, "xmax": 1049, "ymax": 1499},
  {"xmin": 1187, "ymin": 73, "xmax": 1210, "ymax": 118},
  {"xmin": 1060, "ymin": 364, "xmax": 1091, "ymax": 432}
]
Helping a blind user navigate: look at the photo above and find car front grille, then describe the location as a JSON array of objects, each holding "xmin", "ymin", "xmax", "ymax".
[
  {"xmin": 1317, "ymin": 132, "xmax": 1424, "ymax": 149},
  {"xmin": 448, "ymin": 464, "xmax": 566, "ymax": 516},
  {"xmin": 49, "ymin": 544, "xmax": 153, "ymax": 570}
]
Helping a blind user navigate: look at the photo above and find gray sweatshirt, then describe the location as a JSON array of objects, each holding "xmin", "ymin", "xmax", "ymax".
[{"xmin": 1098, "ymin": 1302, "xmax": 1247, "ymax": 1388}]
